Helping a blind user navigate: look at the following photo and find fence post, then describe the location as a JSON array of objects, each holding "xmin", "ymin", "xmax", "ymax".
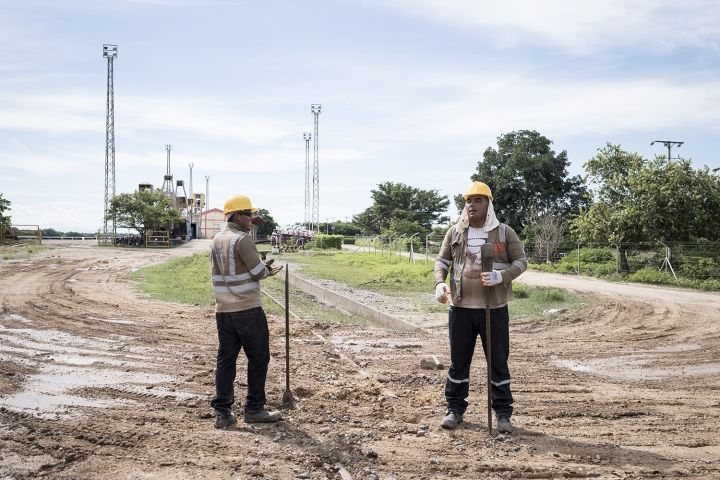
[
  {"xmin": 615, "ymin": 243, "xmax": 619, "ymax": 276},
  {"xmin": 426, "ymin": 233, "xmax": 431, "ymax": 265},
  {"xmin": 577, "ymin": 241, "xmax": 580, "ymax": 275}
]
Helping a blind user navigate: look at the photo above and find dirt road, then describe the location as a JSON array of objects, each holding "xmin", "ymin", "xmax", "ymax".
[{"xmin": 1, "ymin": 242, "xmax": 719, "ymax": 479}]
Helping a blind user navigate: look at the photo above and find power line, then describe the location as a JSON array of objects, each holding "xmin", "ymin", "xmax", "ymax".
[{"xmin": 651, "ymin": 140, "xmax": 684, "ymax": 161}]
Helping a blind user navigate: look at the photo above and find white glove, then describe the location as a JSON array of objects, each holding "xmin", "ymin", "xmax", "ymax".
[
  {"xmin": 481, "ymin": 270, "xmax": 503, "ymax": 286},
  {"xmin": 435, "ymin": 283, "xmax": 451, "ymax": 303}
]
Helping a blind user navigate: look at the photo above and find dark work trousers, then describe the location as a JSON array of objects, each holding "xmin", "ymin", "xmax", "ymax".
[
  {"xmin": 210, "ymin": 307, "xmax": 270, "ymax": 417},
  {"xmin": 445, "ymin": 305, "xmax": 513, "ymax": 418}
]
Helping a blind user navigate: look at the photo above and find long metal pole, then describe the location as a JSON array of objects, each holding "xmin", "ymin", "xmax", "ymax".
[{"xmin": 304, "ymin": 133, "xmax": 311, "ymax": 229}]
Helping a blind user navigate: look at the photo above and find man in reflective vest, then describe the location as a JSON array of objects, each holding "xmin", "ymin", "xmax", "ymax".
[
  {"xmin": 209, "ymin": 194, "xmax": 283, "ymax": 429},
  {"xmin": 434, "ymin": 182, "xmax": 527, "ymax": 433}
]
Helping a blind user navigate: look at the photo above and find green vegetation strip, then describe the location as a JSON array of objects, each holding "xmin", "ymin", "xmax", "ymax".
[
  {"xmin": 529, "ymin": 246, "xmax": 720, "ymax": 292},
  {"xmin": 0, "ymin": 243, "xmax": 49, "ymax": 261},
  {"xmin": 130, "ymin": 252, "xmax": 584, "ymax": 323},
  {"xmin": 276, "ymin": 251, "xmax": 585, "ymax": 321},
  {"xmin": 130, "ymin": 253, "xmax": 380, "ymax": 326}
]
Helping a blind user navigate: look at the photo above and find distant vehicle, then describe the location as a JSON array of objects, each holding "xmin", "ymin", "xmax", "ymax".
[{"xmin": 1, "ymin": 226, "xmax": 19, "ymax": 240}]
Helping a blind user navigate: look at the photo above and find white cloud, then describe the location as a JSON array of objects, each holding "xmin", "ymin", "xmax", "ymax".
[{"xmin": 364, "ymin": 0, "xmax": 720, "ymax": 54}]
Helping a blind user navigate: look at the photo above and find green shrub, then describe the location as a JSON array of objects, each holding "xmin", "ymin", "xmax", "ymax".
[
  {"xmin": 310, "ymin": 234, "xmax": 343, "ymax": 250},
  {"xmin": 627, "ymin": 267, "xmax": 676, "ymax": 285},
  {"xmin": 512, "ymin": 282, "xmax": 530, "ymax": 299},
  {"xmin": 538, "ymin": 288, "xmax": 566, "ymax": 302},
  {"xmin": 343, "ymin": 237, "xmax": 356, "ymax": 245},
  {"xmin": 680, "ymin": 257, "xmax": 719, "ymax": 279},
  {"xmin": 698, "ymin": 278, "xmax": 720, "ymax": 291},
  {"xmin": 579, "ymin": 247, "xmax": 615, "ymax": 264}
]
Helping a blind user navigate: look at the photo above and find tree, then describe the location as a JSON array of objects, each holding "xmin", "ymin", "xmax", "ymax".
[
  {"xmin": 0, "ymin": 193, "xmax": 11, "ymax": 225},
  {"xmin": 255, "ymin": 208, "xmax": 277, "ymax": 236},
  {"xmin": 570, "ymin": 143, "xmax": 720, "ymax": 271},
  {"xmin": 460, "ymin": 130, "xmax": 589, "ymax": 231},
  {"xmin": 107, "ymin": 190, "xmax": 184, "ymax": 239},
  {"xmin": 524, "ymin": 206, "xmax": 567, "ymax": 265},
  {"xmin": 354, "ymin": 182, "xmax": 450, "ymax": 235}
]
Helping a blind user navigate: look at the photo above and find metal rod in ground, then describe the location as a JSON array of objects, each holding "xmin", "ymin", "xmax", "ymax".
[
  {"xmin": 480, "ymin": 242, "xmax": 494, "ymax": 434},
  {"xmin": 282, "ymin": 263, "xmax": 294, "ymax": 409}
]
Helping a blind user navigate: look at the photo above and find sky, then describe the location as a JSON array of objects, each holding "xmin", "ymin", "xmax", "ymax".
[{"xmin": 2, "ymin": 0, "xmax": 720, "ymax": 233}]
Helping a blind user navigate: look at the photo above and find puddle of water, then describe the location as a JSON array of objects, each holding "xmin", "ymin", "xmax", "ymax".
[
  {"xmin": 654, "ymin": 343, "xmax": 700, "ymax": 352},
  {"xmin": 554, "ymin": 355, "xmax": 720, "ymax": 380},
  {"xmin": 554, "ymin": 359, "xmax": 592, "ymax": 372},
  {"xmin": 0, "ymin": 314, "xmax": 33, "ymax": 324},
  {"xmin": 87, "ymin": 316, "xmax": 136, "ymax": 325},
  {"xmin": 0, "ymin": 363, "xmax": 174, "ymax": 419}
]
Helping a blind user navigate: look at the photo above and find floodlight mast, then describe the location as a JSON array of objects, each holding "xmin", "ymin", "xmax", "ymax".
[
  {"xmin": 311, "ymin": 104, "xmax": 321, "ymax": 232},
  {"xmin": 102, "ymin": 44, "xmax": 117, "ymax": 235},
  {"xmin": 303, "ymin": 132, "xmax": 312, "ymax": 229},
  {"xmin": 650, "ymin": 140, "xmax": 684, "ymax": 161}
]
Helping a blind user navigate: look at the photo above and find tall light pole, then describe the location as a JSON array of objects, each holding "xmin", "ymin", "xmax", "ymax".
[
  {"xmin": 102, "ymin": 44, "xmax": 117, "ymax": 235},
  {"xmin": 188, "ymin": 163, "xmax": 194, "ymax": 222},
  {"xmin": 205, "ymin": 176, "xmax": 210, "ymax": 212},
  {"xmin": 651, "ymin": 140, "xmax": 684, "ymax": 161},
  {"xmin": 303, "ymin": 132, "xmax": 312, "ymax": 229},
  {"xmin": 311, "ymin": 104, "xmax": 321, "ymax": 232}
]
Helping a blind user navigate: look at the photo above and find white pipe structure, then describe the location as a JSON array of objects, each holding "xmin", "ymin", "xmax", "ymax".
[
  {"xmin": 408, "ymin": 232, "xmax": 419, "ymax": 263},
  {"xmin": 397, "ymin": 234, "xmax": 406, "ymax": 257},
  {"xmin": 425, "ymin": 233, "xmax": 433, "ymax": 265},
  {"xmin": 387, "ymin": 235, "xmax": 394, "ymax": 257}
]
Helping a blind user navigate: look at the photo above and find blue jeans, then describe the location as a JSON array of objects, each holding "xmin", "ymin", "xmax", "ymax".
[
  {"xmin": 210, "ymin": 308, "xmax": 270, "ymax": 416},
  {"xmin": 445, "ymin": 305, "xmax": 513, "ymax": 418}
]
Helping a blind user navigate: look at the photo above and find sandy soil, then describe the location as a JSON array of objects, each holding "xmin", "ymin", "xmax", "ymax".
[{"xmin": 1, "ymin": 241, "xmax": 719, "ymax": 480}]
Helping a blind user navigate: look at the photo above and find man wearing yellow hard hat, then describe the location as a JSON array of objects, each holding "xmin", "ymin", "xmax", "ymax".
[
  {"xmin": 209, "ymin": 194, "xmax": 284, "ymax": 429},
  {"xmin": 434, "ymin": 182, "xmax": 527, "ymax": 433}
]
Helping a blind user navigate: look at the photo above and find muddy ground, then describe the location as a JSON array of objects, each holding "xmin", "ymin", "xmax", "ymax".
[{"xmin": 1, "ymin": 240, "xmax": 719, "ymax": 480}]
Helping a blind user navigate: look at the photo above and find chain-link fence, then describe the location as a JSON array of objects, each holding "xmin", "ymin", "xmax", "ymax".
[
  {"xmin": 351, "ymin": 234, "xmax": 720, "ymax": 287},
  {"xmin": 523, "ymin": 241, "xmax": 720, "ymax": 281}
]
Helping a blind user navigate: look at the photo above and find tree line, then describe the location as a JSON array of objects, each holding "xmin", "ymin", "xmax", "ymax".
[{"xmin": 350, "ymin": 130, "xmax": 720, "ymax": 257}]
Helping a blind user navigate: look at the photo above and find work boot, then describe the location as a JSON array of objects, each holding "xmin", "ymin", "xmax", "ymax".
[
  {"xmin": 496, "ymin": 416, "xmax": 513, "ymax": 434},
  {"xmin": 244, "ymin": 408, "xmax": 283, "ymax": 423},
  {"xmin": 214, "ymin": 411, "xmax": 237, "ymax": 429},
  {"xmin": 440, "ymin": 411, "xmax": 463, "ymax": 429}
]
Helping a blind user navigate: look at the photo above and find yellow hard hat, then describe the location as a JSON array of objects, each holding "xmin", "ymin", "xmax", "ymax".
[
  {"xmin": 463, "ymin": 181, "xmax": 493, "ymax": 201},
  {"xmin": 223, "ymin": 195, "xmax": 258, "ymax": 216}
]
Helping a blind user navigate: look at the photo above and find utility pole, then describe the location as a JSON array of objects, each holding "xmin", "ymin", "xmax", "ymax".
[
  {"xmin": 303, "ymin": 132, "xmax": 312, "ymax": 229},
  {"xmin": 188, "ymin": 163, "xmax": 194, "ymax": 222},
  {"xmin": 204, "ymin": 175, "xmax": 210, "ymax": 240},
  {"xmin": 311, "ymin": 104, "xmax": 321, "ymax": 232},
  {"xmin": 205, "ymin": 176, "xmax": 210, "ymax": 212},
  {"xmin": 651, "ymin": 140, "xmax": 684, "ymax": 161},
  {"xmin": 102, "ymin": 44, "xmax": 117, "ymax": 235}
]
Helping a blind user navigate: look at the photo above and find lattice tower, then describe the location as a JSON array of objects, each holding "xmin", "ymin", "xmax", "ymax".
[
  {"xmin": 311, "ymin": 104, "xmax": 321, "ymax": 231},
  {"xmin": 303, "ymin": 132, "xmax": 311, "ymax": 228},
  {"xmin": 102, "ymin": 44, "xmax": 117, "ymax": 234}
]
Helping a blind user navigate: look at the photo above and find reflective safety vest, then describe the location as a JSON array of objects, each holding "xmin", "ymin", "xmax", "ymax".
[{"xmin": 209, "ymin": 222, "xmax": 268, "ymax": 313}]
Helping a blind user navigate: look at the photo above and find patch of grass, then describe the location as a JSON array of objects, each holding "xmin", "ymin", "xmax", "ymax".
[
  {"xmin": 131, "ymin": 253, "xmax": 216, "ymax": 306},
  {"xmin": 509, "ymin": 284, "xmax": 584, "ymax": 321},
  {"xmin": 285, "ymin": 251, "xmax": 585, "ymax": 321},
  {"xmin": 131, "ymin": 253, "xmax": 378, "ymax": 325},
  {"xmin": 287, "ymin": 251, "xmax": 436, "ymax": 293},
  {"xmin": 0, "ymin": 243, "xmax": 49, "ymax": 261}
]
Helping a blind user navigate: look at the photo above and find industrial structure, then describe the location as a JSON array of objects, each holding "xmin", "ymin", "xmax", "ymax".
[
  {"xmin": 311, "ymin": 104, "xmax": 321, "ymax": 231},
  {"xmin": 102, "ymin": 44, "xmax": 117, "ymax": 235}
]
